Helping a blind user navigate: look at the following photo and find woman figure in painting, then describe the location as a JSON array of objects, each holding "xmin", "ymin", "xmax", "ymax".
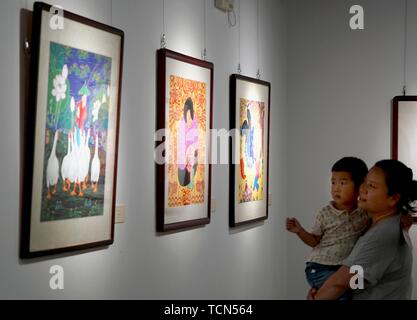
[
  {"xmin": 178, "ymin": 97, "xmax": 199, "ymax": 188},
  {"xmin": 240, "ymin": 104, "xmax": 257, "ymax": 204},
  {"xmin": 253, "ymin": 106, "xmax": 265, "ymax": 194},
  {"xmin": 240, "ymin": 105, "xmax": 256, "ymax": 180}
]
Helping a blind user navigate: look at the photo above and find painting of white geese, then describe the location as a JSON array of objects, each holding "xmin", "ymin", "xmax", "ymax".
[
  {"xmin": 91, "ymin": 134, "xmax": 100, "ymax": 192},
  {"xmin": 35, "ymin": 38, "xmax": 117, "ymax": 226},
  {"xmin": 46, "ymin": 130, "xmax": 60, "ymax": 199}
]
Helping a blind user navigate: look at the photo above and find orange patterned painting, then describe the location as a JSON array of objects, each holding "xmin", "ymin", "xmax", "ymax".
[
  {"xmin": 238, "ymin": 98, "xmax": 265, "ymax": 203},
  {"xmin": 168, "ymin": 75, "xmax": 207, "ymax": 207}
]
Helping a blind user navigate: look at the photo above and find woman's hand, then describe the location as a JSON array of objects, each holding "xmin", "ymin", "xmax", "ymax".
[{"xmin": 185, "ymin": 148, "xmax": 196, "ymax": 173}]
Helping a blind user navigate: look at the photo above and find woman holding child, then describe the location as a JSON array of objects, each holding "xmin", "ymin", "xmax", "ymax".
[{"xmin": 310, "ymin": 159, "xmax": 415, "ymax": 299}]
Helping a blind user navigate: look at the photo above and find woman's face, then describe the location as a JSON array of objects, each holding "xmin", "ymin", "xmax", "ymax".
[{"xmin": 358, "ymin": 166, "xmax": 398, "ymax": 214}]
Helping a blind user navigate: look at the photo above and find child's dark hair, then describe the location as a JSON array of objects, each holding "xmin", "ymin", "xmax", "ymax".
[
  {"xmin": 375, "ymin": 160, "xmax": 417, "ymax": 214},
  {"xmin": 332, "ymin": 157, "xmax": 368, "ymax": 190},
  {"xmin": 183, "ymin": 97, "xmax": 194, "ymax": 121}
]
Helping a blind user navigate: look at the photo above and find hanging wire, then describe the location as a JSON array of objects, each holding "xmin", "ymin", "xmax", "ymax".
[
  {"xmin": 237, "ymin": 0, "xmax": 241, "ymax": 74},
  {"xmin": 24, "ymin": 0, "xmax": 30, "ymax": 57},
  {"xmin": 204, "ymin": 0, "xmax": 207, "ymax": 50},
  {"xmin": 161, "ymin": 0, "xmax": 166, "ymax": 48},
  {"xmin": 110, "ymin": 0, "xmax": 113, "ymax": 26},
  {"xmin": 202, "ymin": 0, "xmax": 207, "ymax": 60},
  {"xmin": 163, "ymin": 0, "xmax": 165, "ymax": 34},
  {"xmin": 256, "ymin": 0, "xmax": 261, "ymax": 79},
  {"xmin": 403, "ymin": 0, "xmax": 408, "ymax": 95}
]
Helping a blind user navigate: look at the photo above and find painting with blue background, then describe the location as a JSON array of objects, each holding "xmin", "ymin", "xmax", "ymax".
[{"xmin": 40, "ymin": 41, "xmax": 112, "ymax": 222}]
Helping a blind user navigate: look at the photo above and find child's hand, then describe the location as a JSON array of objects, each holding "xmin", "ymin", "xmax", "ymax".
[{"xmin": 286, "ymin": 217, "xmax": 302, "ymax": 234}]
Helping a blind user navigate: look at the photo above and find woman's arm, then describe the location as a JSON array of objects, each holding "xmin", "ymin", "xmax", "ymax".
[{"xmin": 313, "ymin": 266, "xmax": 352, "ymax": 300}]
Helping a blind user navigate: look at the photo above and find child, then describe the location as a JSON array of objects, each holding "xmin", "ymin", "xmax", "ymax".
[{"xmin": 286, "ymin": 157, "xmax": 370, "ymax": 299}]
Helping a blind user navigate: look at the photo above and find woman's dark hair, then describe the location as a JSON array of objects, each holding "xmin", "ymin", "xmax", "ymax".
[
  {"xmin": 246, "ymin": 107, "xmax": 251, "ymax": 125},
  {"xmin": 375, "ymin": 159, "xmax": 417, "ymax": 213},
  {"xmin": 332, "ymin": 157, "xmax": 368, "ymax": 190},
  {"xmin": 183, "ymin": 97, "xmax": 194, "ymax": 121},
  {"xmin": 240, "ymin": 106, "xmax": 252, "ymax": 138}
]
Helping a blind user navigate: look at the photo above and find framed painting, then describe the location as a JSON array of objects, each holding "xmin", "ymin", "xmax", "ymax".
[
  {"xmin": 392, "ymin": 96, "xmax": 417, "ymax": 172},
  {"xmin": 229, "ymin": 74, "xmax": 270, "ymax": 227},
  {"xmin": 21, "ymin": 2, "xmax": 124, "ymax": 258},
  {"xmin": 392, "ymin": 96, "xmax": 417, "ymax": 223},
  {"xmin": 156, "ymin": 49, "xmax": 213, "ymax": 232}
]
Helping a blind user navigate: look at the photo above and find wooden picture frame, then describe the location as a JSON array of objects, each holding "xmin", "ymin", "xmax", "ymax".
[
  {"xmin": 21, "ymin": 2, "xmax": 124, "ymax": 258},
  {"xmin": 156, "ymin": 49, "xmax": 213, "ymax": 232},
  {"xmin": 392, "ymin": 96, "xmax": 417, "ymax": 223},
  {"xmin": 392, "ymin": 96, "xmax": 417, "ymax": 166},
  {"xmin": 229, "ymin": 74, "xmax": 270, "ymax": 227}
]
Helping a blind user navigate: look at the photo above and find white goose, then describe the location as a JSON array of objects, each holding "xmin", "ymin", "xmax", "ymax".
[
  {"xmin": 69, "ymin": 128, "xmax": 80, "ymax": 196},
  {"xmin": 91, "ymin": 134, "xmax": 100, "ymax": 192},
  {"xmin": 61, "ymin": 132, "xmax": 71, "ymax": 191},
  {"xmin": 46, "ymin": 130, "xmax": 60, "ymax": 199},
  {"xmin": 75, "ymin": 129, "xmax": 86, "ymax": 197},
  {"xmin": 80, "ymin": 128, "xmax": 91, "ymax": 191}
]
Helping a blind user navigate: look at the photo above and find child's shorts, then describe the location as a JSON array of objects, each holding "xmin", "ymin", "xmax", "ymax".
[{"xmin": 305, "ymin": 262, "xmax": 352, "ymax": 300}]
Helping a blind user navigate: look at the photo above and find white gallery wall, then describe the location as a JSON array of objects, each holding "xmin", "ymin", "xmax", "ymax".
[
  {"xmin": 286, "ymin": 0, "xmax": 417, "ymax": 299},
  {"xmin": 3, "ymin": 0, "xmax": 416, "ymax": 300},
  {"xmin": 0, "ymin": 0, "xmax": 287, "ymax": 299}
]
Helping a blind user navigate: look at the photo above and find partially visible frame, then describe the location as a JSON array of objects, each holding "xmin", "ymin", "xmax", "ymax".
[
  {"xmin": 21, "ymin": 2, "xmax": 124, "ymax": 258},
  {"xmin": 392, "ymin": 96, "xmax": 417, "ymax": 172},
  {"xmin": 156, "ymin": 49, "xmax": 213, "ymax": 232},
  {"xmin": 392, "ymin": 96, "xmax": 417, "ymax": 223},
  {"xmin": 229, "ymin": 74, "xmax": 270, "ymax": 227}
]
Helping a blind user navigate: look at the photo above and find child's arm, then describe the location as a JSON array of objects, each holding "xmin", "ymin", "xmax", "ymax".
[{"xmin": 286, "ymin": 218, "xmax": 322, "ymax": 247}]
